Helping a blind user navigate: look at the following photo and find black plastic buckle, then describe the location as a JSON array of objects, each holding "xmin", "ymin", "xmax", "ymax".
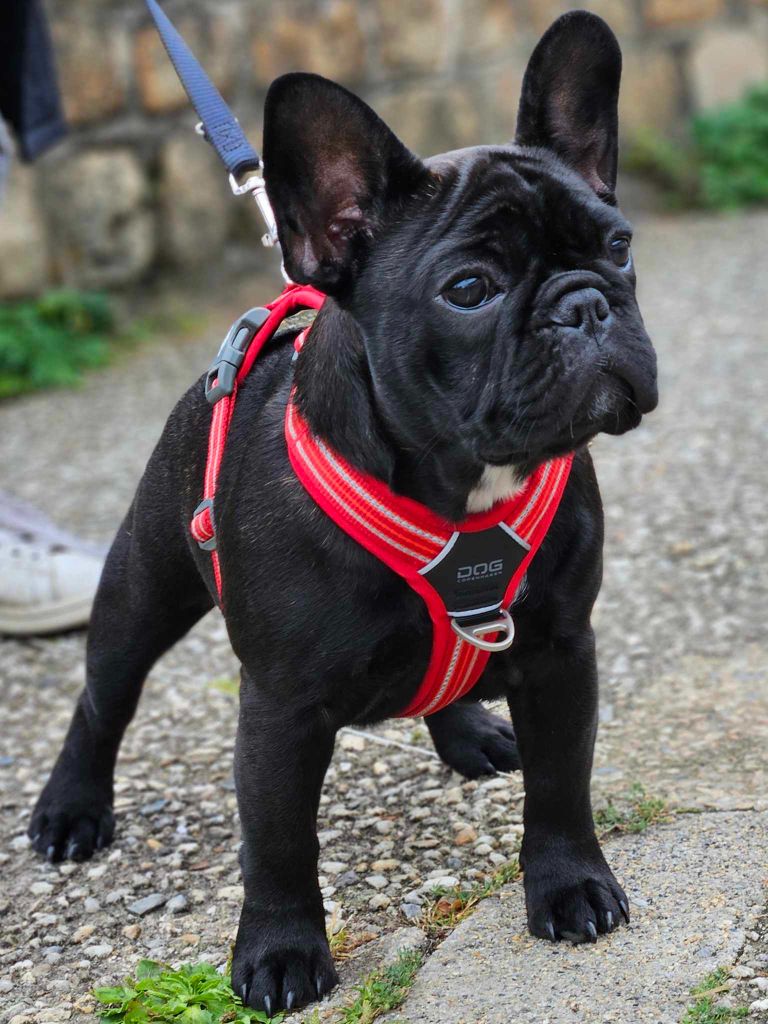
[
  {"xmin": 193, "ymin": 498, "xmax": 217, "ymax": 551},
  {"xmin": 205, "ymin": 306, "xmax": 271, "ymax": 404}
]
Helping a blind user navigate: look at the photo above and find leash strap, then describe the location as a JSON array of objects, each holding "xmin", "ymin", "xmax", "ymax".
[
  {"xmin": 144, "ymin": 0, "xmax": 281, "ymax": 253},
  {"xmin": 144, "ymin": 0, "xmax": 261, "ymax": 182}
]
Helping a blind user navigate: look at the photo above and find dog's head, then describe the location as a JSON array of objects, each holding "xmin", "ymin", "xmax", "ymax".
[{"xmin": 263, "ymin": 10, "xmax": 657, "ymax": 481}]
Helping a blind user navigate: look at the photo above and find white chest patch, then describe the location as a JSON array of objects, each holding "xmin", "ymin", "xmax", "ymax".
[{"xmin": 466, "ymin": 465, "xmax": 525, "ymax": 514}]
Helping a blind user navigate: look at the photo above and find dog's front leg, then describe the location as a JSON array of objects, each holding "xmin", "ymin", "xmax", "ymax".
[
  {"xmin": 508, "ymin": 629, "xmax": 629, "ymax": 944},
  {"xmin": 231, "ymin": 673, "xmax": 339, "ymax": 1014}
]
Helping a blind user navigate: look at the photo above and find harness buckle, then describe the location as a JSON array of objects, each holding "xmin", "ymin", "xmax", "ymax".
[
  {"xmin": 205, "ymin": 307, "xmax": 270, "ymax": 404},
  {"xmin": 193, "ymin": 498, "xmax": 217, "ymax": 551},
  {"xmin": 450, "ymin": 608, "xmax": 515, "ymax": 652}
]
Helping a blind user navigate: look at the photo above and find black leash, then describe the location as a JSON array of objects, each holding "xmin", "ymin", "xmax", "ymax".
[{"xmin": 144, "ymin": 0, "xmax": 280, "ymax": 253}]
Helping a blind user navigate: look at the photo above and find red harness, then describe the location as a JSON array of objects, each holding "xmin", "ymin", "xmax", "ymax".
[{"xmin": 191, "ymin": 286, "xmax": 573, "ymax": 718}]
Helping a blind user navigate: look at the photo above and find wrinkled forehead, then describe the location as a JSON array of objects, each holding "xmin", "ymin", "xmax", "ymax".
[{"xmin": 420, "ymin": 144, "xmax": 628, "ymax": 240}]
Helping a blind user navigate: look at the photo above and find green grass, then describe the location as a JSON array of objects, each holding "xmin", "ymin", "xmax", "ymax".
[
  {"xmin": 0, "ymin": 288, "xmax": 204, "ymax": 400},
  {"xmin": 92, "ymin": 947, "xmax": 422, "ymax": 1024},
  {"xmin": 208, "ymin": 677, "xmax": 240, "ymax": 698},
  {"xmin": 594, "ymin": 784, "xmax": 670, "ymax": 836},
  {"xmin": 681, "ymin": 968, "xmax": 749, "ymax": 1023},
  {"xmin": 625, "ymin": 82, "xmax": 768, "ymax": 211},
  {"xmin": 422, "ymin": 859, "xmax": 521, "ymax": 935},
  {"xmin": 335, "ymin": 948, "xmax": 423, "ymax": 1024},
  {"xmin": 0, "ymin": 290, "xmax": 117, "ymax": 398},
  {"xmin": 93, "ymin": 959, "xmax": 283, "ymax": 1024}
]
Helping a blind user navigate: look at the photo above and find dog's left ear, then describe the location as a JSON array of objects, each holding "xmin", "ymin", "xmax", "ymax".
[
  {"xmin": 515, "ymin": 10, "xmax": 621, "ymax": 201},
  {"xmin": 263, "ymin": 73, "xmax": 427, "ymax": 293}
]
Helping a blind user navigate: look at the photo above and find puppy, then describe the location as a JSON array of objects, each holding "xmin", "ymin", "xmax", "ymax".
[{"xmin": 28, "ymin": 11, "xmax": 657, "ymax": 1014}]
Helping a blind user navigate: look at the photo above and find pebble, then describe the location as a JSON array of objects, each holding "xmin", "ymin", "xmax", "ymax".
[
  {"xmin": 369, "ymin": 893, "xmax": 391, "ymax": 910},
  {"xmin": 421, "ymin": 875, "xmax": 459, "ymax": 891},
  {"xmin": 366, "ymin": 874, "xmax": 388, "ymax": 890},
  {"xmin": 122, "ymin": 924, "xmax": 142, "ymax": 939},
  {"xmin": 71, "ymin": 925, "xmax": 94, "ymax": 944},
  {"xmin": 180, "ymin": 933, "xmax": 200, "ymax": 945},
  {"xmin": 216, "ymin": 885, "xmax": 241, "ymax": 901},
  {"xmin": 734, "ymin": 966, "xmax": 756, "ymax": 979},
  {"xmin": 749, "ymin": 999, "xmax": 768, "ymax": 1012},
  {"xmin": 166, "ymin": 893, "xmax": 188, "ymax": 913},
  {"xmin": 401, "ymin": 903, "xmax": 422, "ymax": 921},
  {"xmin": 454, "ymin": 826, "xmax": 478, "ymax": 845},
  {"xmin": 83, "ymin": 897, "xmax": 100, "ymax": 913},
  {"xmin": 30, "ymin": 881, "xmax": 54, "ymax": 896},
  {"xmin": 339, "ymin": 732, "xmax": 366, "ymax": 751},
  {"xmin": 320, "ymin": 860, "xmax": 348, "ymax": 874},
  {"xmin": 371, "ymin": 859, "xmax": 400, "ymax": 872},
  {"xmin": 336, "ymin": 871, "xmax": 359, "ymax": 888},
  {"xmin": 141, "ymin": 798, "xmax": 167, "ymax": 815},
  {"xmin": 84, "ymin": 944, "xmax": 113, "ymax": 958},
  {"xmin": 127, "ymin": 893, "xmax": 168, "ymax": 916}
]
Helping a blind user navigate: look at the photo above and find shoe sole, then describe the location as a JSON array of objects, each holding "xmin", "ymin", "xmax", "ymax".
[{"xmin": 0, "ymin": 594, "xmax": 94, "ymax": 636}]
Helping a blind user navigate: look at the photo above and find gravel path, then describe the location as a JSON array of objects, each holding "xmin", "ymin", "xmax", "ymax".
[{"xmin": 1, "ymin": 211, "xmax": 767, "ymax": 1023}]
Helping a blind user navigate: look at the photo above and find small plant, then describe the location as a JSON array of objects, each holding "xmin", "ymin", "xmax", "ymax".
[
  {"xmin": 693, "ymin": 85, "xmax": 768, "ymax": 209},
  {"xmin": 208, "ymin": 676, "xmax": 240, "ymax": 698},
  {"xmin": 681, "ymin": 968, "xmax": 749, "ymax": 1023},
  {"xmin": 326, "ymin": 922, "xmax": 377, "ymax": 963},
  {"xmin": 0, "ymin": 289, "xmax": 117, "ymax": 398},
  {"xmin": 625, "ymin": 83, "xmax": 768, "ymax": 211},
  {"xmin": 594, "ymin": 784, "xmax": 670, "ymax": 836},
  {"xmin": 337, "ymin": 948, "xmax": 423, "ymax": 1024},
  {"xmin": 93, "ymin": 959, "xmax": 283, "ymax": 1023},
  {"xmin": 423, "ymin": 859, "xmax": 521, "ymax": 936}
]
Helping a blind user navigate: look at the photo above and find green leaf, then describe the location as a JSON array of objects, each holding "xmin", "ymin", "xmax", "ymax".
[
  {"xmin": 94, "ymin": 986, "xmax": 135, "ymax": 1005},
  {"xmin": 136, "ymin": 959, "xmax": 164, "ymax": 981}
]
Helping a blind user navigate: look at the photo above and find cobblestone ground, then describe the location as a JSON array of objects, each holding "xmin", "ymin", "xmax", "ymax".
[{"xmin": 1, "ymin": 211, "xmax": 767, "ymax": 1023}]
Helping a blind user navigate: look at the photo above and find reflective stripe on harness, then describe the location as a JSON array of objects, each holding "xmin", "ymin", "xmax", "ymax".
[{"xmin": 191, "ymin": 286, "xmax": 573, "ymax": 717}]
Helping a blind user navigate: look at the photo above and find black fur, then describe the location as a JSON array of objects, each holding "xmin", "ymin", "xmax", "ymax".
[{"xmin": 28, "ymin": 12, "xmax": 656, "ymax": 1013}]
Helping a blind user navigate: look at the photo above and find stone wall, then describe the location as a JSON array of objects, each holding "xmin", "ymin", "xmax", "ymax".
[{"xmin": 1, "ymin": 0, "xmax": 767, "ymax": 298}]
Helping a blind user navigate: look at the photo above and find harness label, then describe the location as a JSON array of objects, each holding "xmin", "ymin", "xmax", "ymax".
[{"xmin": 420, "ymin": 527, "xmax": 530, "ymax": 621}]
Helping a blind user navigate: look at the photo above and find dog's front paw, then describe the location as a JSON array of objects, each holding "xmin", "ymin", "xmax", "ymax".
[
  {"xmin": 232, "ymin": 910, "xmax": 339, "ymax": 1014},
  {"xmin": 523, "ymin": 838, "xmax": 629, "ymax": 944},
  {"xmin": 28, "ymin": 772, "xmax": 114, "ymax": 863}
]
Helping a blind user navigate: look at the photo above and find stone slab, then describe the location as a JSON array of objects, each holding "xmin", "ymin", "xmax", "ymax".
[{"xmin": 386, "ymin": 811, "xmax": 768, "ymax": 1024}]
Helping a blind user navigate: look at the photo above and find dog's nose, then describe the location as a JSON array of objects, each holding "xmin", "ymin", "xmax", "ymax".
[{"xmin": 549, "ymin": 288, "xmax": 610, "ymax": 333}]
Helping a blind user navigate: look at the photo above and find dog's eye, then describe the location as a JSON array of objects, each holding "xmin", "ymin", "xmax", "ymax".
[
  {"xmin": 442, "ymin": 276, "xmax": 497, "ymax": 310},
  {"xmin": 609, "ymin": 237, "xmax": 631, "ymax": 268}
]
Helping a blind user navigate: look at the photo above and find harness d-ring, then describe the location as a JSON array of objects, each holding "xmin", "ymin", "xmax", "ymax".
[{"xmin": 450, "ymin": 608, "xmax": 515, "ymax": 652}]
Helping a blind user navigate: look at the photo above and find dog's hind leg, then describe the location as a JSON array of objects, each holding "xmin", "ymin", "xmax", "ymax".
[
  {"xmin": 426, "ymin": 701, "xmax": 521, "ymax": 778},
  {"xmin": 28, "ymin": 497, "xmax": 213, "ymax": 863}
]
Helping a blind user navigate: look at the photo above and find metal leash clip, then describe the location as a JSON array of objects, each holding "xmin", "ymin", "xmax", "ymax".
[{"xmin": 194, "ymin": 122, "xmax": 279, "ymax": 250}]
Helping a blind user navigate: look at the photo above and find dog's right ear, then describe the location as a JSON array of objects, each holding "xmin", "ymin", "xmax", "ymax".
[
  {"xmin": 515, "ymin": 11, "xmax": 622, "ymax": 201},
  {"xmin": 263, "ymin": 74, "xmax": 427, "ymax": 294}
]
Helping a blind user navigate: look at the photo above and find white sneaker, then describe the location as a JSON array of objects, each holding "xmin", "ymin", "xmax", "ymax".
[{"xmin": 0, "ymin": 527, "xmax": 104, "ymax": 636}]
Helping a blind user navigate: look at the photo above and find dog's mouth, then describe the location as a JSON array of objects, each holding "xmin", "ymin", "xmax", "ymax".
[{"xmin": 475, "ymin": 372, "xmax": 650, "ymax": 466}]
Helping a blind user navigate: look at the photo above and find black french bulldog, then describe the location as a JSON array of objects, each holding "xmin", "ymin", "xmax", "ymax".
[{"xmin": 28, "ymin": 10, "xmax": 657, "ymax": 1014}]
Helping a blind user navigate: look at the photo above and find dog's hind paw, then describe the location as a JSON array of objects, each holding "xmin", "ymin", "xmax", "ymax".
[
  {"xmin": 28, "ymin": 775, "xmax": 114, "ymax": 863},
  {"xmin": 232, "ymin": 912, "xmax": 339, "ymax": 1014},
  {"xmin": 427, "ymin": 702, "xmax": 521, "ymax": 779}
]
